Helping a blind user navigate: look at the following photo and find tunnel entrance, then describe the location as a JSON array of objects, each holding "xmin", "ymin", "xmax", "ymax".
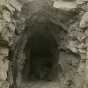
[
  {"xmin": 22, "ymin": 28, "xmax": 59, "ymax": 81},
  {"xmin": 8, "ymin": 17, "xmax": 62, "ymax": 88}
]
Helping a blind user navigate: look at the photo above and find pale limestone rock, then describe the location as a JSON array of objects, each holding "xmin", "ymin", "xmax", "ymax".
[
  {"xmin": 0, "ymin": 47, "xmax": 9, "ymax": 57},
  {"xmin": 0, "ymin": 0, "xmax": 16, "ymax": 42},
  {"xmin": 76, "ymin": 0, "xmax": 88, "ymax": 4},
  {"xmin": 1, "ymin": 28, "xmax": 10, "ymax": 42},
  {"xmin": 78, "ymin": 43, "xmax": 86, "ymax": 50},
  {"xmin": 0, "ymin": 0, "xmax": 20, "ymax": 87},
  {"xmin": 0, "ymin": 3, "xmax": 10, "ymax": 84},
  {"xmin": 78, "ymin": 48, "xmax": 86, "ymax": 54},
  {"xmin": 2, "ymin": 10, "xmax": 11, "ymax": 22},
  {"xmin": 85, "ymin": 29, "xmax": 88, "ymax": 37},
  {"xmin": 0, "ymin": 59, "xmax": 9, "ymax": 80},
  {"xmin": 53, "ymin": 1, "xmax": 77, "ymax": 11},
  {"xmin": 0, "ymin": 81, "xmax": 9, "ymax": 88},
  {"xmin": 5, "ymin": 4, "xmax": 15, "ymax": 14},
  {"xmin": 80, "ymin": 12, "xmax": 88, "ymax": 29},
  {"xmin": 8, "ymin": 0, "xmax": 22, "ymax": 11},
  {"xmin": 67, "ymin": 41, "xmax": 79, "ymax": 53},
  {"xmin": 0, "ymin": 47, "xmax": 9, "ymax": 80}
]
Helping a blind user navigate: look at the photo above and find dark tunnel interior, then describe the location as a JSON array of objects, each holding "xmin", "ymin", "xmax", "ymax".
[{"xmin": 22, "ymin": 23, "xmax": 59, "ymax": 81}]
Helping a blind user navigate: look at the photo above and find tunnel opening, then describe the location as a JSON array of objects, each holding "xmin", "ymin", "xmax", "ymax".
[
  {"xmin": 8, "ymin": 20, "xmax": 81, "ymax": 88},
  {"xmin": 8, "ymin": 16, "xmax": 64, "ymax": 88},
  {"xmin": 22, "ymin": 23, "xmax": 59, "ymax": 81}
]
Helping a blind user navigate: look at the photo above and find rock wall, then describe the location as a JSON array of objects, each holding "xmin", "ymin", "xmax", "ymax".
[{"xmin": 0, "ymin": 0, "xmax": 88, "ymax": 88}]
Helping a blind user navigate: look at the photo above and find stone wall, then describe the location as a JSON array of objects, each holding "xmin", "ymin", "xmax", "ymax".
[{"xmin": 0, "ymin": 0, "xmax": 20, "ymax": 87}]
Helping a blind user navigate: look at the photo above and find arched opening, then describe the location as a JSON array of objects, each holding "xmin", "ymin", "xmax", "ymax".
[{"xmin": 22, "ymin": 24, "xmax": 59, "ymax": 81}]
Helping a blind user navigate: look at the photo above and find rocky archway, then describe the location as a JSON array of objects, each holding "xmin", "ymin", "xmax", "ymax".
[
  {"xmin": 9, "ymin": 17, "xmax": 64, "ymax": 88},
  {"xmin": 0, "ymin": 0, "xmax": 85, "ymax": 88}
]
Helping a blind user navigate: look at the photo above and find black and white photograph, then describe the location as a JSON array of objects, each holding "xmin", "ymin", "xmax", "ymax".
[{"xmin": 0, "ymin": 0, "xmax": 88, "ymax": 88}]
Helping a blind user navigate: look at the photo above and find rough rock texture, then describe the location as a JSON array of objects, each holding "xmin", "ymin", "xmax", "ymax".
[
  {"xmin": 0, "ymin": 0, "xmax": 20, "ymax": 87},
  {"xmin": 0, "ymin": 0, "xmax": 88, "ymax": 88}
]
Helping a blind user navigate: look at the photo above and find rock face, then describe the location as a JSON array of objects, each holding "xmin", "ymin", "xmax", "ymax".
[{"xmin": 0, "ymin": 0, "xmax": 88, "ymax": 88}]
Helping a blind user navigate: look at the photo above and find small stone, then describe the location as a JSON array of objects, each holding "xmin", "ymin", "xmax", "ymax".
[
  {"xmin": 0, "ymin": 47, "xmax": 9, "ymax": 57},
  {"xmin": 0, "ymin": 59, "xmax": 9, "ymax": 80},
  {"xmin": 0, "ymin": 81, "xmax": 9, "ymax": 88},
  {"xmin": 53, "ymin": 1, "xmax": 77, "ymax": 11},
  {"xmin": 78, "ymin": 43, "xmax": 86, "ymax": 49},
  {"xmin": 78, "ymin": 48, "xmax": 86, "ymax": 54},
  {"xmin": 9, "ymin": 0, "xmax": 22, "ymax": 11},
  {"xmin": 85, "ymin": 29, "xmax": 88, "ymax": 36},
  {"xmin": 67, "ymin": 41, "xmax": 79, "ymax": 53},
  {"xmin": 6, "ymin": 4, "xmax": 15, "ymax": 14},
  {"xmin": 80, "ymin": 12, "xmax": 88, "ymax": 29},
  {"xmin": 2, "ymin": 10, "xmax": 11, "ymax": 22}
]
